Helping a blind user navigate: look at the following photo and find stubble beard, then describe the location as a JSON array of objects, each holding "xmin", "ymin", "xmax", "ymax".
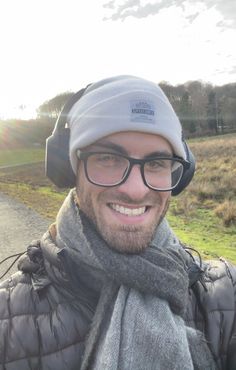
[
  {"xmin": 77, "ymin": 184, "xmax": 170, "ymax": 254},
  {"xmin": 99, "ymin": 222, "xmax": 161, "ymax": 254}
]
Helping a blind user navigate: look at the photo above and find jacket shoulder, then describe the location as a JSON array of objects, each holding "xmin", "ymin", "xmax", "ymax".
[
  {"xmin": 218, "ymin": 258, "xmax": 236, "ymax": 286},
  {"xmin": 0, "ymin": 240, "xmax": 90, "ymax": 369},
  {"xmin": 187, "ymin": 257, "xmax": 236, "ymax": 370}
]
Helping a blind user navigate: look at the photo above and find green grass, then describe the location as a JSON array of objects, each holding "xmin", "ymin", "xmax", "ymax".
[
  {"xmin": 0, "ymin": 147, "xmax": 45, "ymax": 166},
  {"xmin": 166, "ymin": 133, "xmax": 236, "ymax": 263},
  {"xmin": 0, "ymin": 138, "xmax": 236, "ymax": 264},
  {"xmin": 167, "ymin": 203, "xmax": 236, "ymax": 262}
]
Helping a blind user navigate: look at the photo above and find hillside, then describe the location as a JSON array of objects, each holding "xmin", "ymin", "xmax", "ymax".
[{"xmin": 0, "ymin": 134, "xmax": 235, "ymax": 262}]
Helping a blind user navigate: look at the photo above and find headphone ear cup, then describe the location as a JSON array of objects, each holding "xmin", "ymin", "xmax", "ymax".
[
  {"xmin": 45, "ymin": 128, "xmax": 76, "ymax": 188},
  {"xmin": 172, "ymin": 142, "xmax": 195, "ymax": 196},
  {"xmin": 45, "ymin": 87, "xmax": 88, "ymax": 188}
]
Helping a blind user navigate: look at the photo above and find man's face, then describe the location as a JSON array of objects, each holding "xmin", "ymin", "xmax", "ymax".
[{"xmin": 76, "ymin": 131, "xmax": 172, "ymax": 253}]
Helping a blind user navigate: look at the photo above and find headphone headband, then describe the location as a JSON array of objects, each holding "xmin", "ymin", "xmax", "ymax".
[{"xmin": 53, "ymin": 87, "xmax": 87, "ymax": 133}]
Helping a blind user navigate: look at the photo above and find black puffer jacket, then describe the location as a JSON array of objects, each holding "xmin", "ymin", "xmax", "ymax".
[
  {"xmin": 0, "ymin": 234, "xmax": 235, "ymax": 370},
  {"xmin": 186, "ymin": 256, "xmax": 236, "ymax": 369}
]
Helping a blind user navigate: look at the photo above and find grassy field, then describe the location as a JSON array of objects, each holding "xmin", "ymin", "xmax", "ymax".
[
  {"xmin": 169, "ymin": 133, "xmax": 236, "ymax": 262},
  {"xmin": 0, "ymin": 147, "xmax": 45, "ymax": 166},
  {"xmin": 0, "ymin": 136, "xmax": 236, "ymax": 263}
]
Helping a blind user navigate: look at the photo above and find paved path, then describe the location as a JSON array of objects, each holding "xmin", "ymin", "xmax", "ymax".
[{"xmin": 0, "ymin": 192, "xmax": 50, "ymax": 280}]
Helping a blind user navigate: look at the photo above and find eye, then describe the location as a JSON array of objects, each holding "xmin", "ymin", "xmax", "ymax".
[
  {"xmin": 97, "ymin": 153, "xmax": 118, "ymax": 162},
  {"xmin": 146, "ymin": 159, "xmax": 171, "ymax": 171},
  {"xmin": 94, "ymin": 153, "xmax": 125, "ymax": 167}
]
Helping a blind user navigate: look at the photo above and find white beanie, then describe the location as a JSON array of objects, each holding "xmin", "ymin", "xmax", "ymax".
[{"xmin": 68, "ymin": 75, "xmax": 186, "ymax": 174}]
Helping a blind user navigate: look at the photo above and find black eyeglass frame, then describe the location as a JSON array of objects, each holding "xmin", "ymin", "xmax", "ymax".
[{"xmin": 77, "ymin": 150, "xmax": 190, "ymax": 191}]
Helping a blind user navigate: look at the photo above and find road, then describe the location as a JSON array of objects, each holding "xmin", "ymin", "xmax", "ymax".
[{"xmin": 0, "ymin": 192, "xmax": 50, "ymax": 280}]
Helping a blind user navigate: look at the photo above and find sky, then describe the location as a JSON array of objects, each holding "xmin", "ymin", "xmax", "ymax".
[{"xmin": 0, "ymin": 0, "xmax": 236, "ymax": 119}]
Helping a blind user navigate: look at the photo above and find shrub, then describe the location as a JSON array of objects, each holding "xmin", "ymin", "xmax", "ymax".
[{"xmin": 214, "ymin": 200, "xmax": 236, "ymax": 227}]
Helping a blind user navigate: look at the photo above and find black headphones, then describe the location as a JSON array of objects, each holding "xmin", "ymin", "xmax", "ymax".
[{"xmin": 45, "ymin": 85, "xmax": 195, "ymax": 195}]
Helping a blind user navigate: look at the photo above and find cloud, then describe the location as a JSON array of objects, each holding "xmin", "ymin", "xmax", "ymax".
[
  {"xmin": 103, "ymin": 0, "xmax": 116, "ymax": 10},
  {"xmin": 229, "ymin": 65, "xmax": 236, "ymax": 75},
  {"xmin": 103, "ymin": 0, "xmax": 142, "ymax": 20},
  {"xmin": 186, "ymin": 12, "xmax": 201, "ymax": 24},
  {"xmin": 103, "ymin": 0, "xmax": 236, "ymax": 28},
  {"xmin": 103, "ymin": 0, "xmax": 180, "ymax": 21},
  {"xmin": 214, "ymin": 0, "xmax": 236, "ymax": 27}
]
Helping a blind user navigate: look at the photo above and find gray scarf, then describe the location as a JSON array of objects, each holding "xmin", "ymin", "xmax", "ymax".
[{"xmin": 51, "ymin": 190, "xmax": 216, "ymax": 370}]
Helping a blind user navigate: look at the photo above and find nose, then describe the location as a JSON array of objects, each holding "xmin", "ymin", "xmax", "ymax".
[{"xmin": 117, "ymin": 164, "xmax": 150, "ymax": 200}]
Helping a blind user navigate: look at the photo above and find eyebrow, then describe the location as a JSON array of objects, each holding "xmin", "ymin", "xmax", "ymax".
[
  {"xmin": 88, "ymin": 140, "xmax": 173, "ymax": 158},
  {"xmin": 89, "ymin": 140, "xmax": 128, "ymax": 155},
  {"xmin": 145, "ymin": 151, "xmax": 173, "ymax": 158}
]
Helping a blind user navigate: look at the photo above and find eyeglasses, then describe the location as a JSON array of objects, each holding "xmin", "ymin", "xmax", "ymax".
[{"xmin": 76, "ymin": 150, "xmax": 190, "ymax": 191}]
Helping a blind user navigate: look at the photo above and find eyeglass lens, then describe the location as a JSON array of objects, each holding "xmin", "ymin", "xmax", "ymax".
[{"xmin": 86, "ymin": 153, "xmax": 183, "ymax": 190}]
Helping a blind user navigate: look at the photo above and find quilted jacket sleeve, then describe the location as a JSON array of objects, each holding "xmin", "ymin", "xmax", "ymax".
[
  {"xmin": 224, "ymin": 260, "xmax": 236, "ymax": 370},
  {"xmin": 0, "ymin": 260, "xmax": 88, "ymax": 369},
  {"xmin": 185, "ymin": 256, "xmax": 236, "ymax": 370}
]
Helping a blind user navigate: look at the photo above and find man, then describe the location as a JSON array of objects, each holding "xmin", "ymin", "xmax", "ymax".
[{"xmin": 0, "ymin": 75, "xmax": 235, "ymax": 370}]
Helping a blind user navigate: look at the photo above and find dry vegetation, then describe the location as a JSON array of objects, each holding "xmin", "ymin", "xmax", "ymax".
[
  {"xmin": 0, "ymin": 134, "xmax": 236, "ymax": 262},
  {"xmin": 173, "ymin": 134, "xmax": 236, "ymax": 227}
]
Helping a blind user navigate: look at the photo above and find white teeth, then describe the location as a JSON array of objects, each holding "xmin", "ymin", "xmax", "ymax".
[{"xmin": 110, "ymin": 204, "xmax": 146, "ymax": 216}]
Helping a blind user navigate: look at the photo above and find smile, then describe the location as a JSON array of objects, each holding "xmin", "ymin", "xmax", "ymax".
[{"xmin": 109, "ymin": 203, "xmax": 147, "ymax": 216}]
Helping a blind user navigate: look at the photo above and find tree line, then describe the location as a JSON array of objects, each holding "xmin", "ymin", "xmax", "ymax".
[
  {"xmin": 1, "ymin": 80, "xmax": 236, "ymax": 149},
  {"xmin": 160, "ymin": 80, "xmax": 236, "ymax": 137}
]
